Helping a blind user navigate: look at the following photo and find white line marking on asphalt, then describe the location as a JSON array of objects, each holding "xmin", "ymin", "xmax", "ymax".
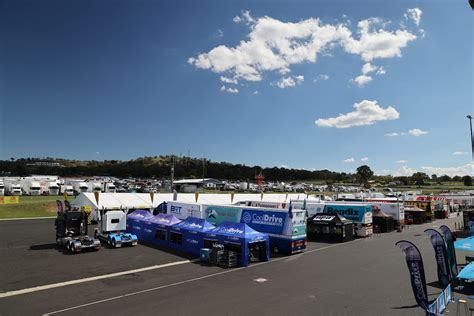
[
  {"xmin": 0, "ymin": 216, "xmax": 56, "ymax": 221},
  {"xmin": 42, "ymin": 239, "xmax": 362, "ymax": 315},
  {"xmin": 0, "ymin": 259, "xmax": 197, "ymax": 299}
]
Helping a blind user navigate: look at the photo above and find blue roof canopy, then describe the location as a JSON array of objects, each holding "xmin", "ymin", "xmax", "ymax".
[
  {"xmin": 208, "ymin": 221, "xmax": 266, "ymax": 239},
  {"xmin": 149, "ymin": 214, "xmax": 181, "ymax": 226},
  {"xmin": 172, "ymin": 217, "xmax": 215, "ymax": 232},
  {"xmin": 127, "ymin": 210, "xmax": 154, "ymax": 220}
]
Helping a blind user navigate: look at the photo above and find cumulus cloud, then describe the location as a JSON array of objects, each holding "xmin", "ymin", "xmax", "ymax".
[
  {"xmin": 396, "ymin": 160, "xmax": 408, "ymax": 164},
  {"xmin": 315, "ymin": 100, "xmax": 400, "ymax": 128},
  {"xmin": 361, "ymin": 62, "xmax": 377, "ymax": 75},
  {"xmin": 275, "ymin": 75, "xmax": 304, "ymax": 88},
  {"xmin": 220, "ymin": 76, "xmax": 238, "ymax": 84},
  {"xmin": 361, "ymin": 157, "xmax": 369, "ymax": 161},
  {"xmin": 352, "ymin": 75, "xmax": 372, "ymax": 87},
  {"xmin": 405, "ymin": 8, "xmax": 423, "ymax": 27},
  {"xmin": 453, "ymin": 151, "xmax": 468, "ymax": 155},
  {"xmin": 343, "ymin": 157, "xmax": 355, "ymax": 163},
  {"xmin": 385, "ymin": 129, "xmax": 428, "ymax": 137},
  {"xmin": 189, "ymin": 11, "xmax": 419, "ymax": 86},
  {"xmin": 220, "ymin": 85, "xmax": 239, "ymax": 93},
  {"xmin": 253, "ymin": 90, "xmax": 259, "ymax": 95},
  {"xmin": 352, "ymin": 62, "xmax": 386, "ymax": 87},
  {"xmin": 408, "ymin": 128, "xmax": 428, "ymax": 136}
]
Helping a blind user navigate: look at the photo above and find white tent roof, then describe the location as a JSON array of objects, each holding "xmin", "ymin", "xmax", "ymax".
[{"xmin": 74, "ymin": 192, "xmax": 321, "ymax": 210}]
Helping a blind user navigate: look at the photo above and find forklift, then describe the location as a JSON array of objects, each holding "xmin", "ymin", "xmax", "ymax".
[
  {"xmin": 94, "ymin": 208, "xmax": 138, "ymax": 248},
  {"xmin": 55, "ymin": 200, "xmax": 101, "ymax": 253}
]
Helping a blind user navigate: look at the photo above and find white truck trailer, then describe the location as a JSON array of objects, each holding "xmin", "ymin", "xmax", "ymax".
[
  {"xmin": 0, "ymin": 180, "xmax": 4, "ymax": 196},
  {"xmin": 103, "ymin": 182, "xmax": 116, "ymax": 193},
  {"xmin": 61, "ymin": 185, "xmax": 74, "ymax": 196},
  {"xmin": 22, "ymin": 180, "xmax": 42, "ymax": 196},
  {"xmin": 3, "ymin": 178, "xmax": 23, "ymax": 196},
  {"xmin": 74, "ymin": 182, "xmax": 89, "ymax": 194},
  {"xmin": 88, "ymin": 182, "xmax": 102, "ymax": 193}
]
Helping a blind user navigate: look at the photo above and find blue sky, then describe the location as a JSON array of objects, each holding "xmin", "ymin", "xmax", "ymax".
[{"xmin": 0, "ymin": 0, "xmax": 472, "ymax": 176}]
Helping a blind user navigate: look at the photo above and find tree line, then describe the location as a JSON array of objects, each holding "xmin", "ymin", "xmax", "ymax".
[{"xmin": 0, "ymin": 156, "xmax": 471, "ymax": 186}]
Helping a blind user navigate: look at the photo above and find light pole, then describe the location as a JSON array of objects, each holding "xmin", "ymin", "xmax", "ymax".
[{"xmin": 468, "ymin": 115, "xmax": 473, "ymax": 160}]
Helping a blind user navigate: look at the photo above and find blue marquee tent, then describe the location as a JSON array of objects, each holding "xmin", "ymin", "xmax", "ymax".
[
  {"xmin": 203, "ymin": 222, "xmax": 270, "ymax": 267},
  {"xmin": 454, "ymin": 236, "xmax": 474, "ymax": 252},
  {"xmin": 126, "ymin": 210, "xmax": 154, "ymax": 239},
  {"xmin": 142, "ymin": 214, "xmax": 181, "ymax": 245},
  {"xmin": 168, "ymin": 217, "xmax": 215, "ymax": 256}
]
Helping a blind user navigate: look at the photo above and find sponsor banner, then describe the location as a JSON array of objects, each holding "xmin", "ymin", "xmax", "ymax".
[
  {"xmin": 3, "ymin": 196, "xmax": 19, "ymax": 204},
  {"xmin": 203, "ymin": 205, "xmax": 241, "ymax": 225},
  {"xmin": 424, "ymin": 229, "xmax": 451, "ymax": 287},
  {"xmin": 396, "ymin": 240, "xmax": 429, "ymax": 310},
  {"xmin": 323, "ymin": 204, "xmax": 372, "ymax": 224},
  {"xmin": 240, "ymin": 209, "xmax": 287, "ymax": 235},
  {"xmin": 439, "ymin": 225, "xmax": 458, "ymax": 278},
  {"xmin": 167, "ymin": 202, "xmax": 202, "ymax": 220}
]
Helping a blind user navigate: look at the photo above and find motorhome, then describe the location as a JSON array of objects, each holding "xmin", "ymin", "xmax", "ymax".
[
  {"xmin": 21, "ymin": 179, "xmax": 42, "ymax": 195},
  {"xmin": 4, "ymin": 180, "xmax": 22, "ymax": 196},
  {"xmin": 88, "ymin": 182, "xmax": 102, "ymax": 193},
  {"xmin": 103, "ymin": 182, "xmax": 116, "ymax": 193},
  {"xmin": 74, "ymin": 182, "xmax": 89, "ymax": 194},
  {"xmin": 61, "ymin": 185, "xmax": 74, "ymax": 196}
]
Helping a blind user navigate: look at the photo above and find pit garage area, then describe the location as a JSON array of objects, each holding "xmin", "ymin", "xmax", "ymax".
[{"xmin": 0, "ymin": 216, "xmax": 471, "ymax": 315}]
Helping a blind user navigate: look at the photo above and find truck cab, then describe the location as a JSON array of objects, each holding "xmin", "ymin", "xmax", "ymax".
[
  {"xmin": 48, "ymin": 182, "xmax": 60, "ymax": 195},
  {"xmin": 0, "ymin": 182, "xmax": 4, "ymax": 196}
]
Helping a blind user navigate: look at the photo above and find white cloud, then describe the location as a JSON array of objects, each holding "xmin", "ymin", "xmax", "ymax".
[
  {"xmin": 385, "ymin": 129, "xmax": 429, "ymax": 137},
  {"xmin": 396, "ymin": 160, "xmax": 408, "ymax": 164},
  {"xmin": 315, "ymin": 100, "xmax": 400, "ymax": 128},
  {"xmin": 361, "ymin": 157, "xmax": 369, "ymax": 161},
  {"xmin": 275, "ymin": 75, "xmax": 304, "ymax": 88},
  {"xmin": 342, "ymin": 17, "xmax": 417, "ymax": 62},
  {"xmin": 421, "ymin": 162, "xmax": 473, "ymax": 177},
  {"xmin": 189, "ymin": 11, "xmax": 418, "ymax": 85},
  {"xmin": 453, "ymin": 151, "xmax": 468, "ymax": 155},
  {"xmin": 362, "ymin": 62, "xmax": 377, "ymax": 75},
  {"xmin": 353, "ymin": 63, "xmax": 386, "ymax": 87},
  {"xmin": 376, "ymin": 67, "xmax": 386, "ymax": 75},
  {"xmin": 343, "ymin": 157, "xmax": 355, "ymax": 163},
  {"xmin": 220, "ymin": 85, "xmax": 239, "ymax": 93},
  {"xmin": 233, "ymin": 10, "xmax": 254, "ymax": 25},
  {"xmin": 408, "ymin": 128, "xmax": 428, "ymax": 136},
  {"xmin": 314, "ymin": 74, "xmax": 329, "ymax": 82},
  {"xmin": 220, "ymin": 76, "xmax": 238, "ymax": 84},
  {"xmin": 405, "ymin": 8, "xmax": 423, "ymax": 27},
  {"xmin": 216, "ymin": 29, "xmax": 224, "ymax": 38},
  {"xmin": 253, "ymin": 90, "xmax": 259, "ymax": 95},
  {"xmin": 352, "ymin": 75, "xmax": 372, "ymax": 87}
]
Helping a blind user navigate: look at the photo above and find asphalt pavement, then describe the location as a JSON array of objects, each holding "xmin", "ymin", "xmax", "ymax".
[{"xmin": 0, "ymin": 216, "xmax": 471, "ymax": 316}]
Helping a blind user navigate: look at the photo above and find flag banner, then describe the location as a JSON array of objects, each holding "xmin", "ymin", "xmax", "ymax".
[
  {"xmin": 396, "ymin": 240, "xmax": 429, "ymax": 310},
  {"xmin": 56, "ymin": 200, "xmax": 64, "ymax": 213},
  {"xmin": 439, "ymin": 225, "xmax": 458, "ymax": 277},
  {"xmin": 424, "ymin": 229, "xmax": 451, "ymax": 288},
  {"xmin": 64, "ymin": 200, "xmax": 71, "ymax": 212}
]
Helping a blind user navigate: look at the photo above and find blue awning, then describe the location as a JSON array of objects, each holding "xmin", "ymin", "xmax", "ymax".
[
  {"xmin": 454, "ymin": 237, "xmax": 474, "ymax": 252},
  {"xmin": 457, "ymin": 262, "xmax": 474, "ymax": 280}
]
